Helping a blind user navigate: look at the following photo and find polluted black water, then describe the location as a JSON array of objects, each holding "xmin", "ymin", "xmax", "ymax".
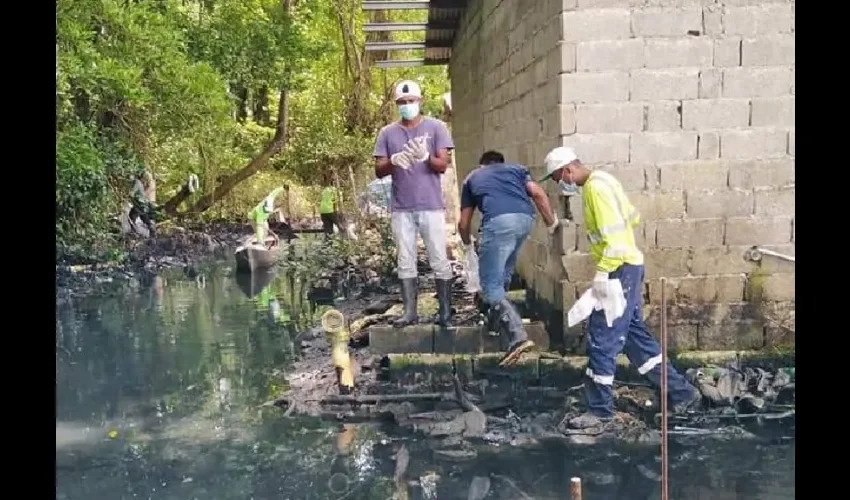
[{"xmin": 56, "ymin": 261, "xmax": 795, "ymax": 500}]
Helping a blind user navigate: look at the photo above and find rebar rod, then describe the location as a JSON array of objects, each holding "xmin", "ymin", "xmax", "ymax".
[{"xmin": 660, "ymin": 276, "xmax": 669, "ymax": 500}]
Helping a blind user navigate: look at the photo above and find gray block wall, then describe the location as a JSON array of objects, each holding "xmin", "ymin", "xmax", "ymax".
[{"xmin": 450, "ymin": 0, "xmax": 795, "ymax": 352}]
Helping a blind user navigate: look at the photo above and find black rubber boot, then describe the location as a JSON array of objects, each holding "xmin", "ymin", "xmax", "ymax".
[
  {"xmin": 393, "ymin": 278, "xmax": 419, "ymax": 328},
  {"xmin": 496, "ymin": 299, "xmax": 535, "ymax": 367},
  {"xmin": 434, "ymin": 278, "xmax": 452, "ymax": 327}
]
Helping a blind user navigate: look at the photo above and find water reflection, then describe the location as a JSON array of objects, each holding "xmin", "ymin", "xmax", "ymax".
[{"xmin": 56, "ymin": 262, "xmax": 794, "ymax": 499}]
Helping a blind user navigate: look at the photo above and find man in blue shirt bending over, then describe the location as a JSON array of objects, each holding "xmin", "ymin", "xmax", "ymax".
[{"xmin": 458, "ymin": 151, "xmax": 561, "ymax": 367}]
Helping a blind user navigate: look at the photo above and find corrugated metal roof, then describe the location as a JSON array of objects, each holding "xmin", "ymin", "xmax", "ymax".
[{"xmin": 362, "ymin": 0, "xmax": 467, "ymax": 67}]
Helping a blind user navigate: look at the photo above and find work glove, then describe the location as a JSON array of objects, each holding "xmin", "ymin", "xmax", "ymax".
[
  {"xmin": 547, "ymin": 219, "xmax": 561, "ymax": 236},
  {"xmin": 406, "ymin": 137, "xmax": 430, "ymax": 163},
  {"xmin": 390, "ymin": 150, "xmax": 413, "ymax": 170},
  {"xmin": 592, "ymin": 271, "xmax": 609, "ymax": 300}
]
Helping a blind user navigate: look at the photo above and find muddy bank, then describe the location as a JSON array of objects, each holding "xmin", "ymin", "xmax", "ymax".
[
  {"xmin": 56, "ymin": 221, "xmax": 256, "ymax": 298},
  {"xmin": 271, "ymin": 260, "xmax": 795, "ymax": 454}
]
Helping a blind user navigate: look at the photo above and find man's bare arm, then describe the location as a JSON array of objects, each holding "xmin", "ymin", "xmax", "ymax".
[
  {"xmin": 457, "ymin": 206, "xmax": 475, "ymax": 245},
  {"xmin": 526, "ymin": 181, "xmax": 556, "ymax": 226},
  {"xmin": 427, "ymin": 148, "xmax": 450, "ymax": 174},
  {"xmin": 375, "ymin": 157, "xmax": 393, "ymax": 178}
]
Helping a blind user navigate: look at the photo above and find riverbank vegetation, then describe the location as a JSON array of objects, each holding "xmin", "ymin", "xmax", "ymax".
[{"xmin": 57, "ymin": 0, "xmax": 449, "ymax": 262}]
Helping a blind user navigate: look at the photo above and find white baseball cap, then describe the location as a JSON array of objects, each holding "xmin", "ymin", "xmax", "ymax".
[
  {"xmin": 541, "ymin": 147, "xmax": 579, "ymax": 181},
  {"xmin": 393, "ymin": 80, "xmax": 422, "ymax": 102}
]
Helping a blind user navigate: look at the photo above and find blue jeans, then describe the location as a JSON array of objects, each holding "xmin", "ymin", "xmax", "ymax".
[
  {"xmin": 478, "ymin": 213, "xmax": 534, "ymax": 305},
  {"xmin": 584, "ymin": 264, "xmax": 694, "ymax": 418}
]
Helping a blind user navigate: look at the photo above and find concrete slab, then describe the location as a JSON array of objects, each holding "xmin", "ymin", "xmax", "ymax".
[
  {"xmin": 434, "ymin": 326, "xmax": 482, "ymax": 354},
  {"xmin": 369, "ymin": 325, "xmax": 433, "ymax": 355}
]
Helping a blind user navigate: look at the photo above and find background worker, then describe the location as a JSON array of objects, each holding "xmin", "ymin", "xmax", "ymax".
[
  {"xmin": 129, "ymin": 168, "xmax": 157, "ymax": 237},
  {"xmin": 248, "ymin": 187, "xmax": 285, "ymax": 246},
  {"xmin": 457, "ymin": 150, "xmax": 560, "ymax": 367},
  {"xmin": 373, "ymin": 80, "xmax": 455, "ymax": 328},
  {"xmin": 541, "ymin": 146, "xmax": 701, "ymax": 430},
  {"xmin": 319, "ymin": 177, "xmax": 344, "ymax": 237}
]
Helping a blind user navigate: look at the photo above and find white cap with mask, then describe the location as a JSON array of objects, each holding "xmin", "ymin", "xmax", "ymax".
[
  {"xmin": 394, "ymin": 81, "xmax": 423, "ymax": 121},
  {"xmin": 542, "ymin": 146, "xmax": 580, "ymax": 196}
]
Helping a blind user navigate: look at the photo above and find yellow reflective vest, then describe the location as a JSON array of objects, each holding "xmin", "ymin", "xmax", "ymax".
[{"xmin": 582, "ymin": 170, "xmax": 644, "ymax": 273}]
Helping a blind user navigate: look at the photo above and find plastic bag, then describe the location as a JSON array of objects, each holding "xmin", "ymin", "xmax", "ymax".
[{"xmin": 464, "ymin": 243, "xmax": 481, "ymax": 293}]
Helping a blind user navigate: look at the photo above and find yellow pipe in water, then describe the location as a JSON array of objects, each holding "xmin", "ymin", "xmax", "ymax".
[{"xmin": 322, "ymin": 309, "xmax": 354, "ymax": 393}]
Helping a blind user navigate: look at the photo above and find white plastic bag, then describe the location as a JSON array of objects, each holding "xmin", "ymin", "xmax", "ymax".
[{"xmin": 464, "ymin": 243, "xmax": 481, "ymax": 294}]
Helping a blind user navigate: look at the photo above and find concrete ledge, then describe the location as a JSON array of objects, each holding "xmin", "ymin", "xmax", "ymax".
[
  {"xmin": 383, "ymin": 349, "xmax": 795, "ymax": 388},
  {"xmin": 370, "ymin": 322, "xmax": 551, "ymax": 355}
]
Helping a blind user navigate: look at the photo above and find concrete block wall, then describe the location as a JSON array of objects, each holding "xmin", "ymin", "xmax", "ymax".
[
  {"xmin": 450, "ymin": 0, "xmax": 794, "ymax": 352},
  {"xmin": 450, "ymin": 0, "xmax": 576, "ymax": 347}
]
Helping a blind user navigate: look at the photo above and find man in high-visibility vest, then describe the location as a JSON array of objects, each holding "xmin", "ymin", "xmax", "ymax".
[
  {"xmin": 248, "ymin": 187, "xmax": 284, "ymax": 245},
  {"xmin": 541, "ymin": 147, "xmax": 701, "ymax": 430},
  {"xmin": 319, "ymin": 181, "xmax": 343, "ymax": 237}
]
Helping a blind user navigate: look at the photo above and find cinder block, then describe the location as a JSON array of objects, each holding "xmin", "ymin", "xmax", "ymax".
[
  {"xmin": 559, "ymin": 104, "xmax": 577, "ymax": 134},
  {"xmin": 681, "ymin": 99, "xmax": 750, "ymax": 130},
  {"xmin": 658, "ymin": 160, "xmax": 729, "ymax": 190},
  {"xmin": 644, "ymin": 248, "xmax": 691, "ymax": 279},
  {"xmin": 561, "ymin": 9, "xmax": 631, "ymax": 42},
  {"xmin": 560, "ymin": 72, "xmax": 629, "ymax": 103},
  {"xmin": 754, "ymin": 186, "xmax": 795, "ymax": 217},
  {"xmin": 629, "ymin": 190, "xmax": 686, "ymax": 220},
  {"xmin": 631, "ymin": 69, "xmax": 699, "ymax": 101},
  {"xmin": 788, "ymin": 129, "xmax": 794, "ymax": 155},
  {"xmin": 725, "ymin": 216, "xmax": 793, "ymax": 246},
  {"xmin": 596, "ymin": 164, "xmax": 648, "ymax": 191},
  {"xmin": 560, "ymin": 133, "xmax": 631, "ymax": 163},
  {"xmin": 713, "ymin": 38, "xmax": 742, "ymax": 67},
  {"xmin": 698, "ymin": 320, "xmax": 765, "ymax": 350},
  {"xmin": 720, "ymin": 128, "xmax": 788, "ymax": 160},
  {"xmin": 575, "ymin": 103, "xmax": 643, "ymax": 133},
  {"xmin": 698, "ymin": 69, "xmax": 721, "ymax": 98},
  {"xmin": 751, "ymin": 97, "xmax": 795, "ymax": 127},
  {"xmin": 556, "ymin": 41, "xmax": 577, "ymax": 74},
  {"xmin": 576, "ymin": 39, "xmax": 644, "ymax": 71},
  {"xmin": 434, "ymin": 327, "xmax": 483, "ymax": 355},
  {"xmin": 560, "ymin": 252, "xmax": 597, "ymax": 282},
  {"xmin": 765, "ymin": 324, "xmax": 794, "ymax": 348},
  {"xmin": 677, "ymin": 275, "xmax": 746, "ymax": 303},
  {"xmin": 644, "ymin": 38, "xmax": 712, "ymax": 68},
  {"xmin": 727, "ymin": 158, "xmax": 795, "ymax": 189},
  {"xmin": 698, "ymin": 132, "xmax": 720, "ymax": 159},
  {"xmin": 690, "ymin": 246, "xmax": 751, "ymax": 275},
  {"xmin": 369, "ymin": 325, "xmax": 434, "ymax": 355},
  {"xmin": 742, "ymin": 34, "xmax": 795, "ymax": 66},
  {"xmin": 556, "ymin": 220, "xmax": 578, "ymax": 254},
  {"xmin": 723, "ymin": 67, "xmax": 793, "ymax": 98},
  {"xmin": 703, "ymin": 5, "xmax": 723, "ymax": 35},
  {"xmin": 630, "ymin": 131, "xmax": 697, "ymax": 163},
  {"xmin": 750, "ymin": 273, "xmax": 795, "ymax": 302},
  {"xmin": 656, "ymin": 218, "xmax": 725, "ymax": 248},
  {"xmin": 722, "ymin": 5, "xmax": 793, "ymax": 36},
  {"xmin": 631, "ymin": 7, "xmax": 702, "ymax": 37},
  {"xmin": 685, "ymin": 189, "xmax": 754, "ymax": 219},
  {"xmin": 646, "ymin": 101, "xmax": 682, "ymax": 132}
]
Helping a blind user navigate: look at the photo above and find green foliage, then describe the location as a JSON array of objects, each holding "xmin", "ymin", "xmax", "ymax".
[{"xmin": 56, "ymin": 0, "xmax": 449, "ymax": 262}]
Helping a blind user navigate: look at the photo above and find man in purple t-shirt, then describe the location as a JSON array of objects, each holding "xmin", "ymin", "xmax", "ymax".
[{"xmin": 373, "ymin": 80, "xmax": 455, "ymax": 328}]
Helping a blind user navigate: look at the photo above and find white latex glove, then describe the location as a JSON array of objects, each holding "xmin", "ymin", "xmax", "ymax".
[
  {"xmin": 390, "ymin": 150, "xmax": 413, "ymax": 169},
  {"xmin": 592, "ymin": 271, "xmax": 609, "ymax": 300},
  {"xmin": 406, "ymin": 138, "xmax": 429, "ymax": 162},
  {"xmin": 547, "ymin": 219, "xmax": 561, "ymax": 235}
]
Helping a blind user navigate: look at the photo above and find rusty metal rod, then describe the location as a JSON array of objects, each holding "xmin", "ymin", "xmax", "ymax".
[
  {"xmin": 570, "ymin": 477, "xmax": 582, "ymax": 500},
  {"xmin": 660, "ymin": 277, "xmax": 669, "ymax": 500}
]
